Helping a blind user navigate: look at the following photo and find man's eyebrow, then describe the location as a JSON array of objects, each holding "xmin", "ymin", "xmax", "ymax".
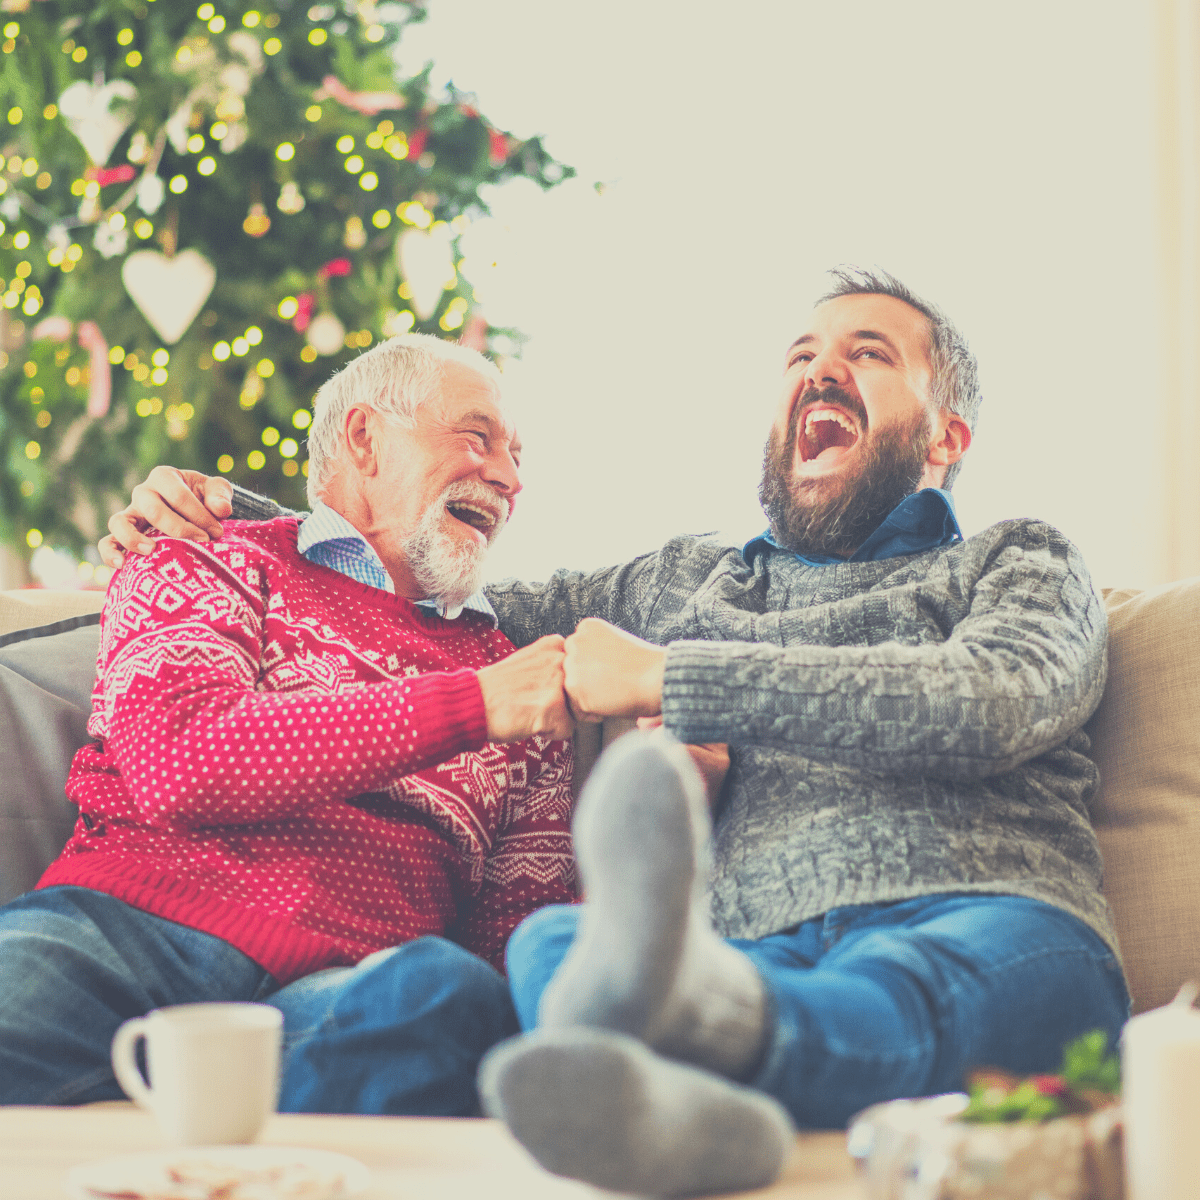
[{"xmin": 786, "ymin": 330, "xmax": 902, "ymax": 356}]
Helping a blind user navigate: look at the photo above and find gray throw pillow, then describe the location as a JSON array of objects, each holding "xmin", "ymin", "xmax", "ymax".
[{"xmin": 0, "ymin": 620, "xmax": 101, "ymax": 904}]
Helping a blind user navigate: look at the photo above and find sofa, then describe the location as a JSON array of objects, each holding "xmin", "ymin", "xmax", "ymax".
[{"xmin": 1, "ymin": 579, "xmax": 1198, "ymax": 1017}]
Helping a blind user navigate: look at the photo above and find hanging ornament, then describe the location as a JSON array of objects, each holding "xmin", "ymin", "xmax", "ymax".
[
  {"xmin": 58, "ymin": 79, "xmax": 138, "ymax": 165},
  {"xmin": 121, "ymin": 249, "xmax": 216, "ymax": 345},
  {"xmin": 93, "ymin": 222, "xmax": 128, "ymax": 260},
  {"xmin": 277, "ymin": 181, "xmax": 305, "ymax": 215},
  {"xmin": 407, "ymin": 126, "xmax": 428, "ymax": 161},
  {"xmin": 317, "ymin": 258, "xmax": 352, "ymax": 281},
  {"xmin": 396, "ymin": 226, "xmax": 454, "ymax": 321},
  {"xmin": 292, "ymin": 292, "xmax": 315, "ymax": 332},
  {"xmin": 243, "ymin": 203, "xmax": 271, "ymax": 238},
  {"xmin": 306, "ymin": 312, "xmax": 345, "ymax": 356},
  {"xmin": 343, "ymin": 215, "xmax": 366, "ymax": 250},
  {"xmin": 89, "ymin": 164, "xmax": 136, "ymax": 188},
  {"xmin": 136, "ymin": 173, "xmax": 165, "ymax": 215}
]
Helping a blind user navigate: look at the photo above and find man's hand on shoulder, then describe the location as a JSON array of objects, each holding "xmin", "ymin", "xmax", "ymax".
[
  {"xmin": 477, "ymin": 635, "xmax": 574, "ymax": 743},
  {"xmin": 564, "ymin": 617, "xmax": 666, "ymax": 722},
  {"xmin": 99, "ymin": 466, "xmax": 231, "ymax": 568}
]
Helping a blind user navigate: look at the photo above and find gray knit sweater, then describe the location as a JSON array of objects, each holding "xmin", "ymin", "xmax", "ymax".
[
  {"xmin": 229, "ymin": 491, "xmax": 1116, "ymax": 957},
  {"xmin": 484, "ymin": 519, "xmax": 1117, "ymax": 956}
]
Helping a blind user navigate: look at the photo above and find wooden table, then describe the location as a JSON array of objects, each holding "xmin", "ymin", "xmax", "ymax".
[{"xmin": 0, "ymin": 1103, "xmax": 864, "ymax": 1199}]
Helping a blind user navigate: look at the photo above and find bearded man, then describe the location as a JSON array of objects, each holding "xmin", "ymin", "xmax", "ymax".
[
  {"xmin": 0, "ymin": 333, "xmax": 579, "ymax": 1116},
  {"xmin": 105, "ymin": 269, "xmax": 1127, "ymax": 1198}
]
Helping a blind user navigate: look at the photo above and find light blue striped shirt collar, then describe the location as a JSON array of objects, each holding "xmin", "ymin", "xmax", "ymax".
[{"xmin": 295, "ymin": 501, "xmax": 498, "ymax": 625}]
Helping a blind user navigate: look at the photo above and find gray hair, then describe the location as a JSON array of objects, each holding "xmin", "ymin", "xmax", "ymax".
[
  {"xmin": 305, "ymin": 332, "xmax": 502, "ymax": 505},
  {"xmin": 818, "ymin": 266, "xmax": 981, "ymax": 489}
]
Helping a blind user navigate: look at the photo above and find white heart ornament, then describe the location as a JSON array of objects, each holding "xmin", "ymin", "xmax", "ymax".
[
  {"xmin": 396, "ymin": 227, "xmax": 454, "ymax": 321},
  {"xmin": 121, "ymin": 250, "xmax": 216, "ymax": 345},
  {"xmin": 58, "ymin": 79, "xmax": 138, "ymax": 166}
]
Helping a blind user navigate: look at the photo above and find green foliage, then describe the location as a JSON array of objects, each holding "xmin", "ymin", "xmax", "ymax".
[
  {"xmin": 0, "ymin": 0, "xmax": 571, "ymax": 559},
  {"xmin": 959, "ymin": 1029, "xmax": 1121, "ymax": 1124}
]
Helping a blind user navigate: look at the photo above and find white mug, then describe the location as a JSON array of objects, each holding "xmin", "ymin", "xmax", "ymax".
[{"xmin": 111, "ymin": 1002, "xmax": 283, "ymax": 1145}]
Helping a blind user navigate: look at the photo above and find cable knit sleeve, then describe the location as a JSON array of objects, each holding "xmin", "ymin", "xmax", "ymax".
[
  {"xmin": 661, "ymin": 524, "xmax": 1108, "ymax": 780},
  {"xmin": 454, "ymin": 735, "xmax": 578, "ymax": 971},
  {"xmin": 78, "ymin": 536, "xmax": 488, "ymax": 829}
]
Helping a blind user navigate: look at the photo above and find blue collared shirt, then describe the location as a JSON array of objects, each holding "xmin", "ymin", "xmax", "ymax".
[
  {"xmin": 296, "ymin": 501, "xmax": 499, "ymax": 625},
  {"xmin": 743, "ymin": 487, "xmax": 963, "ymax": 567}
]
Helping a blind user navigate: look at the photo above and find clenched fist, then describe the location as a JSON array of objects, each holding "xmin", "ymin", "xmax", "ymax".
[
  {"xmin": 563, "ymin": 617, "xmax": 666, "ymax": 722},
  {"xmin": 476, "ymin": 635, "xmax": 574, "ymax": 743}
]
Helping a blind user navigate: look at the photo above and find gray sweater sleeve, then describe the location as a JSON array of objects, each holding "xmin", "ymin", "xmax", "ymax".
[
  {"xmin": 662, "ymin": 532, "xmax": 1108, "ymax": 781},
  {"xmin": 229, "ymin": 484, "xmax": 305, "ymax": 521}
]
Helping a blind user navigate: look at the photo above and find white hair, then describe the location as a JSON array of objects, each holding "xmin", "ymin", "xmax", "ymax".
[{"xmin": 305, "ymin": 332, "xmax": 502, "ymax": 505}]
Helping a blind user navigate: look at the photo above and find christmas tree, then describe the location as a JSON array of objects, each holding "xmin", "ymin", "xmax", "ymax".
[{"xmin": 0, "ymin": 0, "xmax": 570, "ymax": 584}]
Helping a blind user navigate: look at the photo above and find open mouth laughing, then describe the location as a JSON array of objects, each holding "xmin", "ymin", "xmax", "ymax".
[
  {"xmin": 446, "ymin": 499, "xmax": 501, "ymax": 535},
  {"xmin": 797, "ymin": 404, "xmax": 863, "ymax": 469}
]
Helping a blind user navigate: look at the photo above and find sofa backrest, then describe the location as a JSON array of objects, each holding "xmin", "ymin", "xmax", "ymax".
[{"xmin": 1, "ymin": 583, "xmax": 1198, "ymax": 1014}]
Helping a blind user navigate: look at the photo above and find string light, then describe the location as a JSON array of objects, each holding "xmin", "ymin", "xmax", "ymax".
[{"xmin": 217, "ymin": 455, "xmax": 234, "ymax": 472}]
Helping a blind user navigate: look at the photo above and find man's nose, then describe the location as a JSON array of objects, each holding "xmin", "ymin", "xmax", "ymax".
[
  {"xmin": 483, "ymin": 448, "xmax": 522, "ymax": 498},
  {"xmin": 804, "ymin": 348, "xmax": 850, "ymax": 388}
]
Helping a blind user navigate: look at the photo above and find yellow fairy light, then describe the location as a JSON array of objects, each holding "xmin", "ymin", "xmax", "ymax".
[
  {"xmin": 150, "ymin": 367, "xmax": 168, "ymax": 385},
  {"xmin": 243, "ymin": 11, "xmax": 262, "ymax": 27},
  {"xmin": 25, "ymin": 528, "xmax": 42, "ymax": 547},
  {"xmin": 344, "ymin": 155, "xmax": 363, "ymax": 174},
  {"xmin": 152, "ymin": 350, "xmax": 169, "ymax": 366},
  {"xmin": 71, "ymin": 46, "xmax": 87, "ymax": 63},
  {"xmin": 7, "ymin": 107, "xmax": 21, "ymax": 124},
  {"xmin": 94, "ymin": 566, "xmax": 114, "ymax": 586},
  {"xmin": 336, "ymin": 135, "xmax": 355, "ymax": 153},
  {"xmin": 134, "ymin": 219, "xmax": 153, "ymax": 239},
  {"xmin": 232, "ymin": 337, "xmax": 249, "ymax": 356},
  {"xmin": 264, "ymin": 37, "xmax": 282, "ymax": 54},
  {"xmin": 69, "ymin": 179, "xmax": 85, "ymax": 196},
  {"xmin": 278, "ymin": 297, "xmax": 299, "ymax": 320},
  {"xmin": 292, "ymin": 409, "xmax": 312, "ymax": 429},
  {"xmin": 300, "ymin": 345, "xmax": 317, "ymax": 363},
  {"xmin": 135, "ymin": 398, "xmax": 152, "ymax": 417},
  {"xmin": 109, "ymin": 212, "xmax": 126, "ymax": 231},
  {"xmin": 35, "ymin": 172, "xmax": 50, "ymax": 189},
  {"xmin": 439, "ymin": 309, "xmax": 464, "ymax": 332},
  {"xmin": 197, "ymin": 4, "xmax": 215, "ymax": 18},
  {"xmin": 217, "ymin": 454, "xmax": 234, "ymax": 473},
  {"xmin": 371, "ymin": 209, "xmax": 391, "ymax": 229},
  {"xmin": 282, "ymin": 459, "xmax": 299, "ymax": 477},
  {"xmin": 66, "ymin": 243, "xmax": 82, "ymax": 261},
  {"xmin": 246, "ymin": 326, "xmax": 263, "ymax": 346},
  {"xmin": 276, "ymin": 142, "xmax": 295, "ymax": 162},
  {"xmin": 43, "ymin": 104, "xmax": 57, "ymax": 120},
  {"xmin": 255, "ymin": 358, "xmax": 274, "ymax": 377},
  {"xmin": 126, "ymin": 50, "xmax": 143, "ymax": 67},
  {"xmin": 109, "ymin": 346, "xmax": 125, "ymax": 364},
  {"xmin": 305, "ymin": 105, "xmax": 322, "ymax": 123},
  {"xmin": 197, "ymin": 156, "xmax": 216, "ymax": 176},
  {"xmin": 169, "ymin": 175, "xmax": 188, "ymax": 194},
  {"xmin": 78, "ymin": 561, "xmax": 95, "ymax": 582},
  {"xmin": 65, "ymin": 366, "xmax": 80, "ymax": 386},
  {"xmin": 176, "ymin": 45, "xmax": 192, "ymax": 64},
  {"xmin": 280, "ymin": 438, "xmax": 299, "ymax": 457},
  {"xmin": 308, "ymin": 28, "xmax": 327, "ymax": 45},
  {"xmin": 14, "ymin": 261, "xmax": 29, "ymax": 278},
  {"xmin": 359, "ymin": 172, "xmax": 378, "ymax": 191},
  {"xmin": 35, "ymin": 410, "xmax": 50, "ymax": 428},
  {"xmin": 365, "ymin": 25, "xmax": 385, "ymax": 43},
  {"xmin": 384, "ymin": 135, "xmax": 408, "ymax": 159},
  {"xmin": 208, "ymin": 16, "xmax": 226, "ymax": 32},
  {"xmin": 21, "ymin": 158, "xmax": 36, "ymax": 176},
  {"xmin": 24, "ymin": 441, "xmax": 40, "ymax": 460},
  {"xmin": 247, "ymin": 450, "xmax": 266, "ymax": 470},
  {"xmin": 213, "ymin": 341, "xmax": 231, "ymax": 361},
  {"xmin": 118, "ymin": 27, "xmax": 134, "ymax": 45},
  {"xmin": 21, "ymin": 294, "xmax": 40, "ymax": 316},
  {"xmin": 301, "ymin": 460, "xmax": 309, "ymax": 477},
  {"xmin": 243, "ymin": 203, "xmax": 271, "ymax": 237},
  {"xmin": 210, "ymin": 121, "xmax": 228, "ymax": 140},
  {"xmin": 3, "ymin": 22, "xmax": 18, "ymax": 37},
  {"xmin": 262, "ymin": 427, "xmax": 280, "ymax": 447},
  {"xmin": 84, "ymin": 179, "xmax": 100, "ymax": 198},
  {"xmin": 187, "ymin": 134, "xmax": 205, "ymax": 153}
]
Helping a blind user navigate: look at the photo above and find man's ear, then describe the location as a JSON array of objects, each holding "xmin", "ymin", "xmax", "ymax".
[
  {"xmin": 926, "ymin": 411, "xmax": 972, "ymax": 469},
  {"xmin": 343, "ymin": 406, "xmax": 379, "ymax": 477}
]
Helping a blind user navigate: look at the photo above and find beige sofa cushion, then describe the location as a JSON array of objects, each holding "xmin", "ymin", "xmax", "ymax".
[
  {"xmin": 0, "ymin": 589, "xmax": 104, "ymax": 638},
  {"xmin": 1087, "ymin": 579, "xmax": 1200, "ymax": 1013}
]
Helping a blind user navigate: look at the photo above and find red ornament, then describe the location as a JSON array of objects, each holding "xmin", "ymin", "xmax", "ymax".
[
  {"xmin": 87, "ymin": 164, "xmax": 136, "ymax": 187},
  {"xmin": 407, "ymin": 126, "xmax": 428, "ymax": 160},
  {"xmin": 487, "ymin": 128, "xmax": 510, "ymax": 167},
  {"xmin": 293, "ymin": 292, "xmax": 316, "ymax": 332},
  {"xmin": 317, "ymin": 258, "xmax": 352, "ymax": 280},
  {"xmin": 1031, "ymin": 1075, "xmax": 1068, "ymax": 1097}
]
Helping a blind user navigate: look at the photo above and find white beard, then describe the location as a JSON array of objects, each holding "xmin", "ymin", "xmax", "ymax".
[{"xmin": 401, "ymin": 480, "xmax": 508, "ymax": 608}]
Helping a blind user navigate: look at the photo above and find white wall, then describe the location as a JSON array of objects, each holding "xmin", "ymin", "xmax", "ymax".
[{"xmin": 405, "ymin": 1, "xmax": 1159, "ymax": 589}]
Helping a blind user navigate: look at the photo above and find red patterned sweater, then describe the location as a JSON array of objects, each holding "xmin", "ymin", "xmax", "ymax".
[{"xmin": 42, "ymin": 518, "xmax": 576, "ymax": 982}]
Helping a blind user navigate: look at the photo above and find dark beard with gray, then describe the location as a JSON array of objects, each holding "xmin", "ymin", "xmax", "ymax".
[{"xmin": 758, "ymin": 386, "xmax": 933, "ymax": 557}]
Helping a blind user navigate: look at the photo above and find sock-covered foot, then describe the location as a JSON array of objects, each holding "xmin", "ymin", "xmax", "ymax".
[
  {"xmin": 540, "ymin": 730, "xmax": 768, "ymax": 1079},
  {"xmin": 479, "ymin": 1027, "xmax": 794, "ymax": 1198}
]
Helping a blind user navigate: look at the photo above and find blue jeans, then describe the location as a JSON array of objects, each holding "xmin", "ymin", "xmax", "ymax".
[
  {"xmin": 507, "ymin": 892, "xmax": 1130, "ymax": 1128},
  {"xmin": 0, "ymin": 886, "xmax": 517, "ymax": 1114}
]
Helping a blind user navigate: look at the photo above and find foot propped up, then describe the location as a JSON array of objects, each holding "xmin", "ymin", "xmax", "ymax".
[
  {"xmin": 539, "ymin": 730, "xmax": 767, "ymax": 1079},
  {"xmin": 479, "ymin": 1027, "xmax": 795, "ymax": 1198}
]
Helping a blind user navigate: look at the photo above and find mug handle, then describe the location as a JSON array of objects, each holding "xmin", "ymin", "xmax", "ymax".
[{"xmin": 110, "ymin": 1017, "xmax": 154, "ymax": 1108}]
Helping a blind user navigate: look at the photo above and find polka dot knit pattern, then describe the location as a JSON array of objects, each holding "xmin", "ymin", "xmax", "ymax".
[{"xmin": 41, "ymin": 518, "xmax": 576, "ymax": 982}]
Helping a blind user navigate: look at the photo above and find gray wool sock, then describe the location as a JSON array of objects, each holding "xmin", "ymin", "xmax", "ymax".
[
  {"xmin": 539, "ymin": 730, "xmax": 769, "ymax": 1080},
  {"xmin": 478, "ymin": 1027, "xmax": 795, "ymax": 1199}
]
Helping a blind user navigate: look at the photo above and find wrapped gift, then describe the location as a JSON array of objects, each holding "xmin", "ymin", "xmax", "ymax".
[{"xmin": 848, "ymin": 1094, "xmax": 1124, "ymax": 1200}]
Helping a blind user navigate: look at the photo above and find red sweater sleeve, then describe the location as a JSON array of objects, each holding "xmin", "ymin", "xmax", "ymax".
[
  {"xmin": 84, "ymin": 537, "xmax": 488, "ymax": 829},
  {"xmin": 456, "ymin": 736, "xmax": 578, "ymax": 971}
]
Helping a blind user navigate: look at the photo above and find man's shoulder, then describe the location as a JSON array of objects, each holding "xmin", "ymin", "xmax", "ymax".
[{"xmin": 956, "ymin": 516, "xmax": 1087, "ymax": 561}]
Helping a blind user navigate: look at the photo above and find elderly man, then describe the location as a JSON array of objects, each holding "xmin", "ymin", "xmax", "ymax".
[
  {"xmin": 0, "ymin": 332, "xmax": 578, "ymax": 1116},
  {"xmin": 107, "ymin": 269, "xmax": 1128, "ymax": 1197}
]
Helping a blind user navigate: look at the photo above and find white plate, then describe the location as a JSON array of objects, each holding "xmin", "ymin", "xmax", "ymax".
[{"xmin": 64, "ymin": 1144, "xmax": 371, "ymax": 1200}]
